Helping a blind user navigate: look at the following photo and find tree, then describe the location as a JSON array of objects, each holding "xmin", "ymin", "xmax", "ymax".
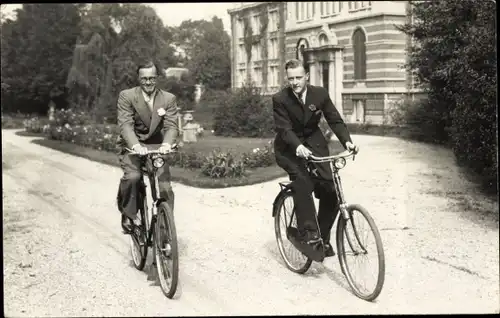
[
  {"xmin": 65, "ymin": 3, "xmax": 180, "ymax": 122},
  {"xmin": 172, "ymin": 17, "xmax": 231, "ymax": 90},
  {"xmin": 1, "ymin": 4, "xmax": 84, "ymax": 114},
  {"xmin": 397, "ymin": 0, "xmax": 497, "ymax": 192}
]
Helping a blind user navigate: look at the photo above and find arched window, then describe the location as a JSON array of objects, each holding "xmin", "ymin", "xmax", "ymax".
[
  {"xmin": 296, "ymin": 38, "xmax": 309, "ymax": 62},
  {"xmin": 352, "ymin": 28, "xmax": 367, "ymax": 80},
  {"xmin": 319, "ymin": 34, "xmax": 329, "ymax": 46}
]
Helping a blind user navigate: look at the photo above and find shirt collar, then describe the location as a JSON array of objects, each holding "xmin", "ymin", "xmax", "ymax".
[
  {"xmin": 142, "ymin": 88, "xmax": 157, "ymax": 101},
  {"xmin": 293, "ymin": 87, "xmax": 307, "ymax": 103}
]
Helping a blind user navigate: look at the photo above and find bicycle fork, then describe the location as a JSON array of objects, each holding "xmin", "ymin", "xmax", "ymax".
[{"xmin": 331, "ymin": 162, "xmax": 350, "ymax": 221}]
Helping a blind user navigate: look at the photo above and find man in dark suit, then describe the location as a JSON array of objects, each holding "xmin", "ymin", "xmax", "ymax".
[
  {"xmin": 116, "ymin": 61, "xmax": 179, "ymax": 233},
  {"xmin": 272, "ymin": 59, "xmax": 358, "ymax": 257}
]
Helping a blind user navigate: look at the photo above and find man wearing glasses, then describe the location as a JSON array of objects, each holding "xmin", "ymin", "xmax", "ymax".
[{"xmin": 116, "ymin": 61, "xmax": 179, "ymax": 233}]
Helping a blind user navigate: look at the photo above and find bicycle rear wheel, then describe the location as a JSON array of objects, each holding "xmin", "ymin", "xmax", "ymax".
[
  {"xmin": 336, "ymin": 204, "xmax": 385, "ymax": 301},
  {"xmin": 130, "ymin": 192, "xmax": 148, "ymax": 270},
  {"xmin": 274, "ymin": 191, "xmax": 312, "ymax": 274},
  {"xmin": 154, "ymin": 202, "xmax": 179, "ymax": 299}
]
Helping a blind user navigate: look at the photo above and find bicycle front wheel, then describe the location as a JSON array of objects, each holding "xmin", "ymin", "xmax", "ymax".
[
  {"xmin": 336, "ymin": 204, "xmax": 385, "ymax": 301},
  {"xmin": 154, "ymin": 202, "xmax": 179, "ymax": 299}
]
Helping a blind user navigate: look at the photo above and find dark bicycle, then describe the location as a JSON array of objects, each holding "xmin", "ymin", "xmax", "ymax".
[
  {"xmin": 125, "ymin": 145, "xmax": 179, "ymax": 299},
  {"xmin": 272, "ymin": 149, "xmax": 385, "ymax": 301}
]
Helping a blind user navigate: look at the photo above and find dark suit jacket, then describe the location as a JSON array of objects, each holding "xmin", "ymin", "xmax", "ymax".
[
  {"xmin": 116, "ymin": 86, "xmax": 179, "ymax": 151},
  {"xmin": 272, "ymin": 85, "xmax": 352, "ymax": 180}
]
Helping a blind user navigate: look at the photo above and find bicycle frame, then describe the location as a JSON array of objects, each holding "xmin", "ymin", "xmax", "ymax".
[
  {"xmin": 125, "ymin": 146, "xmax": 178, "ymax": 248},
  {"xmin": 140, "ymin": 160, "xmax": 163, "ymax": 248},
  {"xmin": 275, "ymin": 150, "xmax": 357, "ymax": 245}
]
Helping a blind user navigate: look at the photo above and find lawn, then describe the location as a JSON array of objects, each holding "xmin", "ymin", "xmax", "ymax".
[{"xmin": 21, "ymin": 130, "xmax": 287, "ymax": 188}]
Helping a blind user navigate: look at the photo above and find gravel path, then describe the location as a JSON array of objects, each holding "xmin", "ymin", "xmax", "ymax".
[{"xmin": 2, "ymin": 129, "xmax": 499, "ymax": 316}]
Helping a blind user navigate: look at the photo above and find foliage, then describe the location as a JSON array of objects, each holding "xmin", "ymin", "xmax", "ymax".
[
  {"xmin": 397, "ymin": 0, "xmax": 497, "ymax": 192},
  {"xmin": 1, "ymin": 4, "xmax": 84, "ymax": 114},
  {"xmin": 242, "ymin": 143, "xmax": 275, "ymax": 168},
  {"xmin": 200, "ymin": 150, "xmax": 247, "ymax": 179},
  {"xmin": 159, "ymin": 74, "xmax": 196, "ymax": 111},
  {"xmin": 213, "ymin": 82, "xmax": 274, "ymax": 138},
  {"xmin": 1, "ymin": 113, "xmax": 32, "ymax": 129},
  {"xmin": 386, "ymin": 97, "xmax": 449, "ymax": 144},
  {"xmin": 172, "ymin": 17, "xmax": 231, "ymax": 90},
  {"xmin": 23, "ymin": 117, "xmax": 51, "ymax": 134}
]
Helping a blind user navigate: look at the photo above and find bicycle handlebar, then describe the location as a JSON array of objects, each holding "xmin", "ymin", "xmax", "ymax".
[
  {"xmin": 307, "ymin": 148, "xmax": 358, "ymax": 163},
  {"xmin": 125, "ymin": 143, "xmax": 180, "ymax": 155}
]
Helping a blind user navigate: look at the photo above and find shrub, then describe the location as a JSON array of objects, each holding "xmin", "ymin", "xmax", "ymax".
[
  {"xmin": 159, "ymin": 75, "xmax": 196, "ymax": 111},
  {"xmin": 23, "ymin": 117, "xmax": 50, "ymax": 134},
  {"xmin": 386, "ymin": 97, "xmax": 449, "ymax": 144},
  {"xmin": 200, "ymin": 150, "xmax": 246, "ymax": 178},
  {"xmin": 166, "ymin": 150, "xmax": 205, "ymax": 170},
  {"xmin": 53, "ymin": 108, "xmax": 93, "ymax": 127},
  {"xmin": 2, "ymin": 113, "xmax": 31, "ymax": 129},
  {"xmin": 213, "ymin": 82, "xmax": 274, "ymax": 138},
  {"xmin": 195, "ymin": 89, "xmax": 230, "ymax": 129},
  {"xmin": 242, "ymin": 143, "xmax": 276, "ymax": 168}
]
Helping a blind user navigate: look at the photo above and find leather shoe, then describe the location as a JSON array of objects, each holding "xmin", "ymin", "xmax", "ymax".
[
  {"xmin": 299, "ymin": 229, "xmax": 321, "ymax": 245},
  {"xmin": 324, "ymin": 243, "xmax": 335, "ymax": 257},
  {"xmin": 121, "ymin": 214, "xmax": 141, "ymax": 234}
]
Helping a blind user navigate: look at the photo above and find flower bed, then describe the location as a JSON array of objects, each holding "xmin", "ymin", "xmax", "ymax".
[{"xmin": 24, "ymin": 108, "xmax": 278, "ymax": 179}]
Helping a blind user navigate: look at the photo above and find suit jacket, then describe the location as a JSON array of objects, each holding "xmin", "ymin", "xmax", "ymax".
[
  {"xmin": 272, "ymin": 85, "xmax": 352, "ymax": 180},
  {"xmin": 116, "ymin": 86, "xmax": 179, "ymax": 150}
]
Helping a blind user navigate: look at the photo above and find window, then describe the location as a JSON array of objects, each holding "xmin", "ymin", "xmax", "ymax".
[
  {"xmin": 269, "ymin": 11, "xmax": 278, "ymax": 32},
  {"xmin": 268, "ymin": 66, "xmax": 279, "ymax": 87},
  {"xmin": 252, "ymin": 15, "xmax": 260, "ymax": 34},
  {"xmin": 352, "ymin": 28, "xmax": 367, "ymax": 80},
  {"xmin": 297, "ymin": 2, "xmax": 314, "ymax": 21},
  {"xmin": 348, "ymin": 1, "xmax": 371, "ymax": 11},
  {"xmin": 353, "ymin": 100, "xmax": 366, "ymax": 123},
  {"xmin": 320, "ymin": 2, "xmax": 339, "ymax": 16},
  {"xmin": 238, "ymin": 69, "xmax": 246, "ymax": 87},
  {"xmin": 238, "ymin": 19, "xmax": 244, "ymax": 38},
  {"xmin": 319, "ymin": 34, "xmax": 329, "ymax": 46},
  {"xmin": 238, "ymin": 44, "xmax": 246, "ymax": 63},
  {"xmin": 252, "ymin": 43, "xmax": 261, "ymax": 61},
  {"xmin": 253, "ymin": 68, "xmax": 262, "ymax": 86},
  {"xmin": 296, "ymin": 38, "xmax": 309, "ymax": 61},
  {"xmin": 268, "ymin": 38, "xmax": 278, "ymax": 59}
]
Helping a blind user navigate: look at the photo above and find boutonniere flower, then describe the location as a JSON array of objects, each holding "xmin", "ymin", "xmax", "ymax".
[
  {"xmin": 157, "ymin": 108, "xmax": 166, "ymax": 117},
  {"xmin": 308, "ymin": 104, "xmax": 317, "ymax": 112}
]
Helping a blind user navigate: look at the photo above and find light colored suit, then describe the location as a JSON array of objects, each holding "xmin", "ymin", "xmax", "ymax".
[
  {"xmin": 116, "ymin": 86, "xmax": 179, "ymax": 220},
  {"xmin": 117, "ymin": 86, "xmax": 179, "ymax": 149}
]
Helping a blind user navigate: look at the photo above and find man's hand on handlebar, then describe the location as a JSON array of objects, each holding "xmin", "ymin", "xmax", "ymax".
[
  {"xmin": 158, "ymin": 143, "xmax": 172, "ymax": 155},
  {"xmin": 296, "ymin": 144, "xmax": 312, "ymax": 159},
  {"xmin": 132, "ymin": 144, "xmax": 148, "ymax": 156},
  {"xmin": 345, "ymin": 141, "xmax": 359, "ymax": 154}
]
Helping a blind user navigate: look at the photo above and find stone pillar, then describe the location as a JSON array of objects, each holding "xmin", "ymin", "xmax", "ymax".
[
  {"xmin": 334, "ymin": 50, "xmax": 343, "ymax": 118},
  {"xmin": 328, "ymin": 58, "xmax": 336, "ymax": 106},
  {"xmin": 309, "ymin": 62, "xmax": 317, "ymax": 86}
]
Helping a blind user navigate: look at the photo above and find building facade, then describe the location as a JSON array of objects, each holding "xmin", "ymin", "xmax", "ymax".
[{"xmin": 228, "ymin": 1, "xmax": 424, "ymax": 124}]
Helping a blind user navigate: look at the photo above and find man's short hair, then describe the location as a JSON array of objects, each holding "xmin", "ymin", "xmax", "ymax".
[
  {"xmin": 136, "ymin": 61, "xmax": 160, "ymax": 75},
  {"xmin": 285, "ymin": 59, "xmax": 307, "ymax": 72}
]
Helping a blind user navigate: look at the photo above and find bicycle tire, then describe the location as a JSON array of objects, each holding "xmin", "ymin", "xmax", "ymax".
[
  {"xmin": 274, "ymin": 191, "xmax": 312, "ymax": 274},
  {"xmin": 336, "ymin": 204, "xmax": 385, "ymax": 301},
  {"xmin": 130, "ymin": 191, "xmax": 148, "ymax": 270},
  {"xmin": 154, "ymin": 202, "xmax": 179, "ymax": 299}
]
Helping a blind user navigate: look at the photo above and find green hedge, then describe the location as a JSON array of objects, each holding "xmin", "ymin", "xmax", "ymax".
[{"xmin": 213, "ymin": 83, "xmax": 274, "ymax": 138}]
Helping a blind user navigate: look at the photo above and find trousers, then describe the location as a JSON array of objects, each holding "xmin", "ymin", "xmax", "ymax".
[{"xmin": 116, "ymin": 151, "xmax": 174, "ymax": 219}]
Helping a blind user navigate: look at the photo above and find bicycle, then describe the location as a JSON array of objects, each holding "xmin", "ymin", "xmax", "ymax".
[
  {"xmin": 272, "ymin": 149, "xmax": 385, "ymax": 301},
  {"xmin": 124, "ymin": 145, "xmax": 179, "ymax": 299}
]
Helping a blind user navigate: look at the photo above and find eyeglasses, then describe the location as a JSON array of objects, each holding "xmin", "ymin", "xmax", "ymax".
[{"xmin": 140, "ymin": 76, "xmax": 157, "ymax": 83}]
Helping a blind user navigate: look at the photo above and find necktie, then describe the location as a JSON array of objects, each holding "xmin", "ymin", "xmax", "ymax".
[{"xmin": 298, "ymin": 92, "xmax": 305, "ymax": 106}]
